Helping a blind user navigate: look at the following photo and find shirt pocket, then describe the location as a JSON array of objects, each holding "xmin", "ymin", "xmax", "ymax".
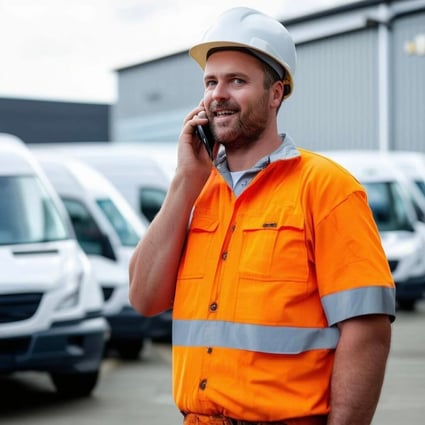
[
  {"xmin": 178, "ymin": 214, "xmax": 219, "ymax": 279},
  {"xmin": 239, "ymin": 212, "xmax": 309, "ymax": 283}
]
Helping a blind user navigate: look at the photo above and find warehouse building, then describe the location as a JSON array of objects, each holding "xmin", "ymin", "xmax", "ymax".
[
  {"xmin": 112, "ymin": 0, "xmax": 425, "ymax": 152},
  {"xmin": 0, "ymin": 97, "xmax": 110, "ymax": 144}
]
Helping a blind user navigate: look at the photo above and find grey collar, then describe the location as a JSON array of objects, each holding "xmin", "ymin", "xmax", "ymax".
[{"xmin": 215, "ymin": 133, "xmax": 300, "ymax": 194}]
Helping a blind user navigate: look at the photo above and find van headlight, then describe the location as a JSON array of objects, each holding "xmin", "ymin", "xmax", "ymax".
[
  {"xmin": 388, "ymin": 234, "xmax": 425, "ymax": 277},
  {"xmin": 55, "ymin": 271, "xmax": 83, "ymax": 311}
]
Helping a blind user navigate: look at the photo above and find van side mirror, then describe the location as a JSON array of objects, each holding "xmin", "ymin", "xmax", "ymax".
[
  {"xmin": 411, "ymin": 198, "xmax": 425, "ymax": 223},
  {"xmin": 99, "ymin": 233, "xmax": 117, "ymax": 261},
  {"xmin": 139, "ymin": 187, "xmax": 166, "ymax": 222}
]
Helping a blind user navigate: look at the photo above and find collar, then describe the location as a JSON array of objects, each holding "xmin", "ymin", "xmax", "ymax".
[
  {"xmin": 215, "ymin": 133, "xmax": 300, "ymax": 174},
  {"xmin": 214, "ymin": 134, "xmax": 301, "ymax": 194}
]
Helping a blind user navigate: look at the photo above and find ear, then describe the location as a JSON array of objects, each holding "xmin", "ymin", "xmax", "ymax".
[{"xmin": 270, "ymin": 81, "xmax": 284, "ymax": 108}]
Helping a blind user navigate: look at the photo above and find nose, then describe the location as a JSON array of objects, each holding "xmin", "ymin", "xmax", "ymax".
[{"xmin": 211, "ymin": 81, "xmax": 229, "ymax": 101}]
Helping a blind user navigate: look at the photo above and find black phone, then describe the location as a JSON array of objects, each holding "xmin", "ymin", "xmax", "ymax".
[{"xmin": 196, "ymin": 123, "xmax": 215, "ymax": 160}]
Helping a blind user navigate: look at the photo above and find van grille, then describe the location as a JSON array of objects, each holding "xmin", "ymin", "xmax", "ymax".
[
  {"xmin": 0, "ymin": 337, "xmax": 31, "ymax": 355},
  {"xmin": 0, "ymin": 293, "xmax": 43, "ymax": 323}
]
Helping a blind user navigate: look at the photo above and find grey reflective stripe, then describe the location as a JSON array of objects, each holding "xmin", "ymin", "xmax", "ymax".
[
  {"xmin": 172, "ymin": 320, "xmax": 339, "ymax": 354},
  {"xmin": 322, "ymin": 286, "xmax": 396, "ymax": 326}
]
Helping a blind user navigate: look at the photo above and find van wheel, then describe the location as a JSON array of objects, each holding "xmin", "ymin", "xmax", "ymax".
[
  {"xmin": 116, "ymin": 340, "xmax": 144, "ymax": 360},
  {"xmin": 50, "ymin": 370, "xmax": 99, "ymax": 398}
]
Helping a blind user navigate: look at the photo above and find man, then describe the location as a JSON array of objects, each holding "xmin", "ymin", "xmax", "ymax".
[{"xmin": 129, "ymin": 7, "xmax": 395, "ymax": 425}]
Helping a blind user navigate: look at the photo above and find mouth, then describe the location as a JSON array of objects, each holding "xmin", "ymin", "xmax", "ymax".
[
  {"xmin": 213, "ymin": 109, "xmax": 238, "ymax": 124},
  {"xmin": 214, "ymin": 110, "xmax": 236, "ymax": 117}
]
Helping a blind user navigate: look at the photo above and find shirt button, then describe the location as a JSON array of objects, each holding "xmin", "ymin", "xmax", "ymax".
[
  {"xmin": 199, "ymin": 379, "xmax": 207, "ymax": 390},
  {"xmin": 222, "ymin": 251, "xmax": 228, "ymax": 260},
  {"xmin": 209, "ymin": 302, "xmax": 218, "ymax": 312},
  {"xmin": 207, "ymin": 347, "xmax": 213, "ymax": 354}
]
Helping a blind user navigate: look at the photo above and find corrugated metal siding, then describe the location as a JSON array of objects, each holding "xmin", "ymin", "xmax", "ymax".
[
  {"xmin": 116, "ymin": 53, "xmax": 201, "ymax": 117},
  {"xmin": 111, "ymin": 53, "xmax": 203, "ymax": 140},
  {"xmin": 113, "ymin": 2, "xmax": 425, "ymax": 149},
  {"xmin": 392, "ymin": 12, "xmax": 425, "ymax": 152},
  {"xmin": 281, "ymin": 29, "xmax": 379, "ymax": 151},
  {"xmin": 113, "ymin": 30, "xmax": 381, "ymax": 145}
]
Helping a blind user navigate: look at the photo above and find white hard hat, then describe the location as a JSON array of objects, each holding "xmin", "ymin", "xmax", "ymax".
[{"xmin": 189, "ymin": 7, "xmax": 297, "ymax": 98}]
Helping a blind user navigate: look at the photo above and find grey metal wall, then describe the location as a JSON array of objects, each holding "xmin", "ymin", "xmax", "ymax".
[
  {"xmin": 113, "ymin": 30, "xmax": 380, "ymax": 148},
  {"xmin": 112, "ymin": 2, "xmax": 425, "ymax": 152},
  {"xmin": 111, "ymin": 53, "xmax": 203, "ymax": 141},
  {"xmin": 392, "ymin": 11, "xmax": 425, "ymax": 151},
  {"xmin": 281, "ymin": 29, "xmax": 379, "ymax": 151}
]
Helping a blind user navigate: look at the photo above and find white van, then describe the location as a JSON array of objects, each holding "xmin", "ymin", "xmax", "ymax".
[
  {"xmin": 30, "ymin": 142, "xmax": 175, "ymax": 224},
  {"xmin": 321, "ymin": 150, "xmax": 425, "ymax": 311},
  {"xmin": 34, "ymin": 153, "xmax": 172, "ymax": 358},
  {"xmin": 387, "ymin": 151, "xmax": 425, "ymax": 198},
  {"xmin": 0, "ymin": 134, "xmax": 108, "ymax": 397}
]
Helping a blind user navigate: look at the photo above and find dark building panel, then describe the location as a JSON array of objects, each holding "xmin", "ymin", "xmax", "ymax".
[{"xmin": 0, "ymin": 97, "xmax": 110, "ymax": 143}]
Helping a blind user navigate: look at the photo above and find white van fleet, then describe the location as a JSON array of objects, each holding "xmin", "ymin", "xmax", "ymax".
[
  {"xmin": 322, "ymin": 150, "xmax": 425, "ymax": 310},
  {"xmin": 0, "ymin": 134, "xmax": 108, "ymax": 396},
  {"xmin": 30, "ymin": 142, "xmax": 175, "ymax": 224},
  {"xmin": 34, "ymin": 153, "xmax": 172, "ymax": 358},
  {"xmin": 387, "ymin": 151, "xmax": 425, "ymax": 198}
]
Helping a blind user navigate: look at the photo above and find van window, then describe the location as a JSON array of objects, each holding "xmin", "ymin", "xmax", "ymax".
[
  {"xmin": 0, "ymin": 176, "xmax": 69, "ymax": 245},
  {"xmin": 96, "ymin": 198, "xmax": 140, "ymax": 247},
  {"xmin": 364, "ymin": 181, "xmax": 414, "ymax": 232},
  {"xmin": 61, "ymin": 198, "xmax": 105, "ymax": 256},
  {"xmin": 139, "ymin": 187, "xmax": 166, "ymax": 222}
]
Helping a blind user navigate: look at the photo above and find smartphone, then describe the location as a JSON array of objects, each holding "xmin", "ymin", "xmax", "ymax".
[{"xmin": 196, "ymin": 123, "xmax": 215, "ymax": 160}]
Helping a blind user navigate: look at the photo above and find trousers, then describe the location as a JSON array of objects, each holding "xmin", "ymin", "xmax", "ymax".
[{"xmin": 182, "ymin": 413, "xmax": 328, "ymax": 425}]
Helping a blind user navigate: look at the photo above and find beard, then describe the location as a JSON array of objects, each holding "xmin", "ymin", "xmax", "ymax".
[{"xmin": 209, "ymin": 90, "xmax": 270, "ymax": 151}]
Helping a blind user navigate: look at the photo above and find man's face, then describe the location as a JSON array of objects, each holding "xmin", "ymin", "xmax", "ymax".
[{"xmin": 203, "ymin": 50, "xmax": 272, "ymax": 150}]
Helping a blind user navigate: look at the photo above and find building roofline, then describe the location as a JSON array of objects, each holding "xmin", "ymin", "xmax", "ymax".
[
  {"xmin": 116, "ymin": 0, "xmax": 423, "ymax": 72},
  {"xmin": 281, "ymin": 0, "xmax": 387, "ymax": 25},
  {"xmin": 115, "ymin": 50, "xmax": 188, "ymax": 72}
]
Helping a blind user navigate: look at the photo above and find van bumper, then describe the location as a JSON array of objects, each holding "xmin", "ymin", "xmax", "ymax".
[
  {"xmin": 106, "ymin": 306, "xmax": 172, "ymax": 342},
  {"xmin": 0, "ymin": 315, "xmax": 108, "ymax": 373}
]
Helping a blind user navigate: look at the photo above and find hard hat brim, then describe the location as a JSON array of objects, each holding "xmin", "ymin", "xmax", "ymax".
[{"xmin": 190, "ymin": 41, "xmax": 294, "ymax": 97}]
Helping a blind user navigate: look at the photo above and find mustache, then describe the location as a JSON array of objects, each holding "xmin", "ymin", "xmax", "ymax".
[{"xmin": 209, "ymin": 101, "xmax": 239, "ymax": 113}]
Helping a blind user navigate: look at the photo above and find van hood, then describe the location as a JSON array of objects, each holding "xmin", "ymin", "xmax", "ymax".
[
  {"xmin": 380, "ymin": 230, "xmax": 424, "ymax": 259},
  {"xmin": 0, "ymin": 240, "xmax": 83, "ymax": 293},
  {"xmin": 380, "ymin": 226, "xmax": 425, "ymax": 280},
  {"xmin": 88, "ymin": 255, "xmax": 127, "ymax": 287},
  {"xmin": 118, "ymin": 246, "xmax": 136, "ymax": 267},
  {"xmin": 87, "ymin": 246, "xmax": 135, "ymax": 288}
]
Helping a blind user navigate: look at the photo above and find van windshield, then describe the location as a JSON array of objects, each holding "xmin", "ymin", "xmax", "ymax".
[
  {"xmin": 96, "ymin": 198, "xmax": 140, "ymax": 247},
  {"xmin": 0, "ymin": 175, "xmax": 69, "ymax": 245},
  {"xmin": 363, "ymin": 181, "xmax": 414, "ymax": 232}
]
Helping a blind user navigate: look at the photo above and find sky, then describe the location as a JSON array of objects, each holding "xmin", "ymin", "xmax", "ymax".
[{"xmin": 0, "ymin": 0, "xmax": 356, "ymax": 103}]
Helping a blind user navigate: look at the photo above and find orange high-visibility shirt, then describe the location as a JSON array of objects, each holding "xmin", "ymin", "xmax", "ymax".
[{"xmin": 172, "ymin": 148, "xmax": 395, "ymax": 421}]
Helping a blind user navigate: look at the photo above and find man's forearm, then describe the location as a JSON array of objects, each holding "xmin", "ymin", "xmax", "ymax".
[{"xmin": 129, "ymin": 174, "xmax": 197, "ymax": 316}]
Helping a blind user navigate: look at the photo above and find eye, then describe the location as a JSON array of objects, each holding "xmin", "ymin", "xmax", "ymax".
[
  {"xmin": 232, "ymin": 78, "xmax": 245, "ymax": 85},
  {"xmin": 205, "ymin": 79, "xmax": 217, "ymax": 88}
]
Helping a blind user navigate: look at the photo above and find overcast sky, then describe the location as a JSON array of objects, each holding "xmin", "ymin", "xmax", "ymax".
[{"xmin": 0, "ymin": 0, "xmax": 356, "ymax": 103}]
